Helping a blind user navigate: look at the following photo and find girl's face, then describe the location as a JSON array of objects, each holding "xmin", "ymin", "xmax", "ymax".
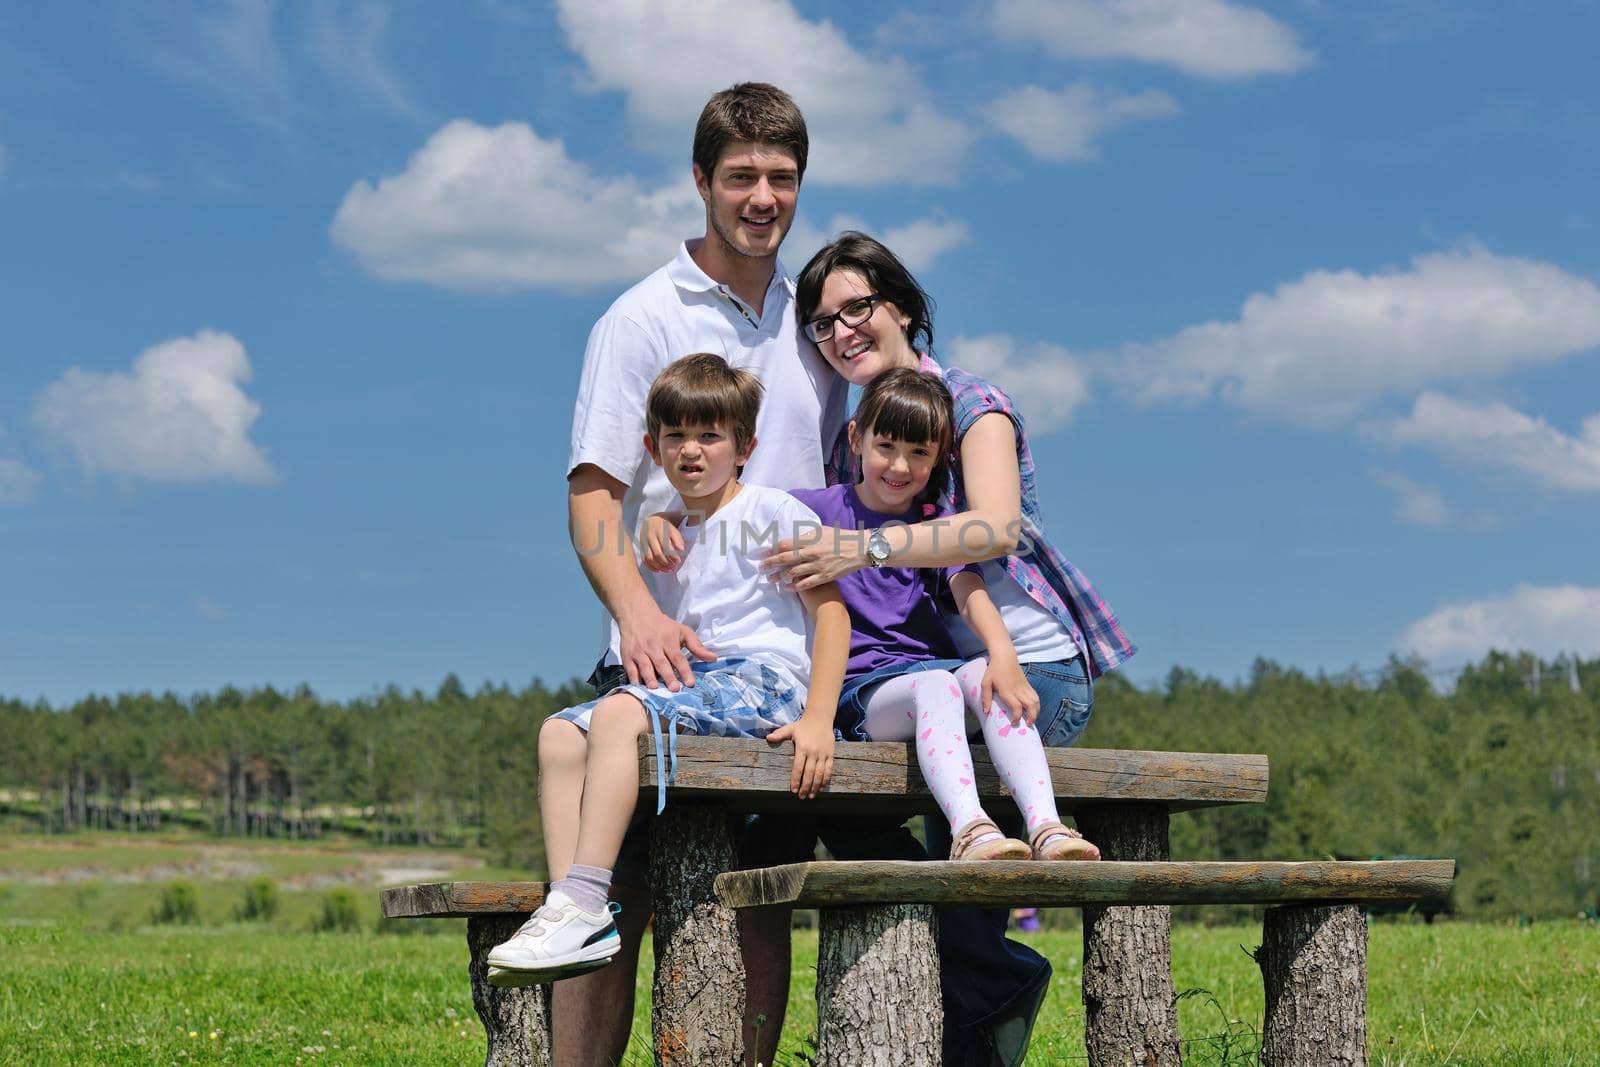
[
  {"xmin": 809, "ymin": 269, "xmax": 919, "ymax": 386},
  {"xmin": 850, "ymin": 422, "xmax": 938, "ymax": 515}
]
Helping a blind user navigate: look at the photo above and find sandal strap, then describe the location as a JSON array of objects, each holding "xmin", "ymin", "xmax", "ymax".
[
  {"xmin": 1029, "ymin": 822, "xmax": 1081, "ymax": 850},
  {"xmin": 951, "ymin": 817, "xmax": 1005, "ymax": 859}
]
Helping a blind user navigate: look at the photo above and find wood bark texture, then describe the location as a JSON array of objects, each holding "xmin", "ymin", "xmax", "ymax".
[
  {"xmin": 640, "ymin": 737, "xmax": 1267, "ymax": 814},
  {"xmin": 713, "ymin": 859, "xmax": 1454, "ymax": 909},
  {"xmin": 465, "ymin": 914, "xmax": 551, "ymax": 1067},
  {"xmin": 383, "ymin": 881, "xmax": 547, "ymax": 917},
  {"xmin": 1078, "ymin": 803, "xmax": 1181, "ymax": 1067},
  {"xmin": 1258, "ymin": 904, "xmax": 1367, "ymax": 1067},
  {"xmin": 815, "ymin": 904, "xmax": 941, "ymax": 1067},
  {"xmin": 649, "ymin": 806, "xmax": 746, "ymax": 1067}
]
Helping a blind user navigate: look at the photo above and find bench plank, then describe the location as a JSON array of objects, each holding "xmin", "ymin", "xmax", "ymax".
[
  {"xmin": 381, "ymin": 881, "xmax": 546, "ymax": 919},
  {"xmin": 642, "ymin": 738, "xmax": 1268, "ymax": 813},
  {"xmin": 713, "ymin": 860, "xmax": 1455, "ymax": 909}
]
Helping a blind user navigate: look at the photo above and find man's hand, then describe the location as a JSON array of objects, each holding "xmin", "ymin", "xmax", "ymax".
[
  {"xmin": 762, "ymin": 530, "xmax": 866, "ymax": 591},
  {"xmin": 619, "ymin": 607, "xmax": 715, "ymax": 691},
  {"xmin": 640, "ymin": 512, "xmax": 686, "ymax": 573},
  {"xmin": 766, "ymin": 716, "xmax": 835, "ymax": 799},
  {"xmin": 982, "ymin": 655, "xmax": 1040, "ymax": 725}
]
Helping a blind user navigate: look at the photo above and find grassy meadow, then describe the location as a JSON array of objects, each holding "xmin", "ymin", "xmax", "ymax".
[{"xmin": 2, "ymin": 832, "xmax": 1596, "ymax": 1065}]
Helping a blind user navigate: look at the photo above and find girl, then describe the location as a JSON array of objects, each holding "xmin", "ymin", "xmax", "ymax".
[{"xmin": 789, "ymin": 368, "xmax": 1097, "ymax": 862}]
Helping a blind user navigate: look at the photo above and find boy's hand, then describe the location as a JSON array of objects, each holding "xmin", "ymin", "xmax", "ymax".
[
  {"xmin": 766, "ymin": 717, "xmax": 835, "ymax": 799},
  {"xmin": 982, "ymin": 656, "xmax": 1040, "ymax": 726},
  {"xmin": 641, "ymin": 513, "xmax": 686, "ymax": 573}
]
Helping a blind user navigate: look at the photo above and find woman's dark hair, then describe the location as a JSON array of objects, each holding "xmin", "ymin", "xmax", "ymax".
[
  {"xmin": 852, "ymin": 368, "xmax": 955, "ymax": 511},
  {"xmin": 796, "ymin": 231, "xmax": 935, "ymax": 355}
]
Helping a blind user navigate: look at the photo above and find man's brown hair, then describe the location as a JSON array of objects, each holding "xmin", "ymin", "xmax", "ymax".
[
  {"xmin": 646, "ymin": 353, "xmax": 764, "ymax": 454},
  {"xmin": 692, "ymin": 82, "xmax": 809, "ymax": 182}
]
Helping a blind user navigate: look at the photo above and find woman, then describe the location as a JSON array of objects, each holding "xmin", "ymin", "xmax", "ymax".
[
  {"xmin": 769, "ymin": 232, "xmax": 1139, "ymax": 1064},
  {"xmin": 767, "ymin": 231, "xmax": 1136, "ymax": 746}
]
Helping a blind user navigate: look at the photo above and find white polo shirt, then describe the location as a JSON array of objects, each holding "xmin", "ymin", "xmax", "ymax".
[{"xmin": 568, "ymin": 238, "xmax": 847, "ymax": 667}]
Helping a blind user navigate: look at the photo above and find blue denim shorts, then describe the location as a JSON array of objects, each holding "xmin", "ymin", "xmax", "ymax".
[{"xmin": 834, "ymin": 657, "xmax": 969, "ymax": 742}]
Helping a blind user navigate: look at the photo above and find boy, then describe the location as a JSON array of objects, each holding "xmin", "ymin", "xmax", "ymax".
[{"xmin": 491, "ymin": 354, "xmax": 848, "ymax": 982}]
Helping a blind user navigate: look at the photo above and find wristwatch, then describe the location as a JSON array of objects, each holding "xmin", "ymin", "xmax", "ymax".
[{"xmin": 866, "ymin": 528, "xmax": 892, "ymax": 569}]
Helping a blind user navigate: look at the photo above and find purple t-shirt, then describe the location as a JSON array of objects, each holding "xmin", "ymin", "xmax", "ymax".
[{"xmin": 789, "ymin": 484, "xmax": 970, "ymax": 681}]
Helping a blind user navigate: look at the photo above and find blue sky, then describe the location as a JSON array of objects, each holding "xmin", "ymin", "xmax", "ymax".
[{"xmin": 4, "ymin": 0, "xmax": 1599, "ymax": 706}]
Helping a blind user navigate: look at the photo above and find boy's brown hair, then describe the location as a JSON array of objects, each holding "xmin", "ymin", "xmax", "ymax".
[
  {"xmin": 646, "ymin": 353, "xmax": 764, "ymax": 454},
  {"xmin": 851, "ymin": 368, "xmax": 956, "ymax": 510},
  {"xmin": 693, "ymin": 82, "xmax": 809, "ymax": 182}
]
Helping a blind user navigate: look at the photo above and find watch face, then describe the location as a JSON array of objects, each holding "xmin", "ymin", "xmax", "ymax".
[{"xmin": 869, "ymin": 531, "xmax": 890, "ymax": 563}]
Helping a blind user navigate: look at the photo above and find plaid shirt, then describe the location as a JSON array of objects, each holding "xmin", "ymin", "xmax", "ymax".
[{"xmin": 827, "ymin": 353, "xmax": 1136, "ymax": 679}]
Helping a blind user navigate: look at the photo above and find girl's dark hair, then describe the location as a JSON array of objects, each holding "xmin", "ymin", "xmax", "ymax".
[
  {"xmin": 796, "ymin": 231, "xmax": 935, "ymax": 355},
  {"xmin": 852, "ymin": 368, "xmax": 955, "ymax": 511}
]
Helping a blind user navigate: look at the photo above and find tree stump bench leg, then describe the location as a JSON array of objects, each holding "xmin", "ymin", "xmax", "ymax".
[
  {"xmin": 466, "ymin": 915, "xmax": 552, "ymax": 1067},
  {"xmin": 1257, "ymin": 904, "xmax": 1367, "ymax": 1066},
  {"xmin": 650, "ymin": 805, "xmax": 746, "ymax": 1066},
  {"xmin": 815, "ymin": 903, "xmax": 940, "ymax": 1067},
  {"xmin": 1078, "ymin": 802, "xmax": 1181, "ymax": 1067}
]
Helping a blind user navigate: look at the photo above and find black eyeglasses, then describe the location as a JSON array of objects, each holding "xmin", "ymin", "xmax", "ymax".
[{"xmin": 804, "ymin": 294, "xmax": 885, "ymax": 343}]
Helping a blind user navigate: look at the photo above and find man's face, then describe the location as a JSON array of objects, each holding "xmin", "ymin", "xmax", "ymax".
[{"xmin": 694, "ymin": 141, "xmax": 800, "ymax": 262}]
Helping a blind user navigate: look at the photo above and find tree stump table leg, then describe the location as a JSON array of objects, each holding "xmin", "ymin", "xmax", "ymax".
[
  {"xmin": 466, "ymin": 915, "xmax": 552, "ymax": 1067},
  {"xmin": 814, "ymin": 904, "xmax": 940, "ymax": 1067},
  {"xmin": 1257, "ymin": 904, "xmax": 1367, "ymax": 1066},
  {"xmin": 650, "ymin": 805, "xmax": 746, "ymax": 1066},
  {"xmin": 1077, "ymin": 802, "xmax": 1181, "ymax": 1067}
]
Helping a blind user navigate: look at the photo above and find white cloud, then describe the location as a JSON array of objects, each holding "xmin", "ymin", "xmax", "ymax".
[
  {"xmin": 983, "ymin": 82, "xmax": 1178, "ymax": 162},
  {"xmin": 945, "ymin": 334, "xmax": 1091, "ymax": 434},
  {"xmin": 308, "ymin": 1, "xmax": 419, "ymax": 118},
  {"xmin": 1117, "ymin": 245, "xmax": 1600, "ymax": 425},
  {"xmin": 1375, "ymin": 393, "xmax": 1600, "ymax": 493},
  {"xmin": 990, "ymin": 0, "xmax": 1314, "ymax": 80},
  {"xmin": 786, "ymin": 214, "xmax": 971, "ymax": 277},
  {"xmin": 330, "ymin": 119, "xmax": 702, "ymax": 291},
  {"xmin": 1400, "ymin": 584, "xmax": 1600, "ymax": 662},
  {"xmin": 32, "ymin": 330, "xmax": 277, "ymax": 486},
  {"xmin": 553, "ymin": 0, "xmax": 973, "ymax": 186},
  {"xmin": 1374, "ymin": 470, "xmax": 1453, "ymax": 527},
  {"xmin": 119, "ymin": 1, "xmax": 415, "ymax": 124},
  {"xmin": 0, "ymin": 457, "xmax": 41, "ymax": 503}
]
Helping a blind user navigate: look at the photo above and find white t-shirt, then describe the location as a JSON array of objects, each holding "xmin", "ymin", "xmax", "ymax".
[
  {"xmin": 567, "ymin": 240, "xmax": 847, "ymax": 666},
  {"xmin": 947, "ymin": 560, "xmax": 1079, "ymax": 663},
  {"xmin": 647, "ymin": 486, "xmax": 822, "ymax": 691}
]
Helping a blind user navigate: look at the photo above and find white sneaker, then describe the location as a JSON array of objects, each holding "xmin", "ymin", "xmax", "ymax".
[{"xmin": 485, "ymin": 891, "xmax": 621, "ymax": 984}]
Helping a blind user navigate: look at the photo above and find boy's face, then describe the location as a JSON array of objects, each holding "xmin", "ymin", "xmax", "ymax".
[{"xmin": 645, "ymin": 420, "xmax": 754, "ymax": 499}]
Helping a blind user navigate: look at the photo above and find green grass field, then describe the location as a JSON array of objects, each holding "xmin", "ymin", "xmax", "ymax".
[
  {"xmin": 1, "ymin": 920, "xmax": 1595, "ymax": 1065},
  {"xmin": 3, "ymin": 832, "xmax": 1596, "ymax": 1064}
]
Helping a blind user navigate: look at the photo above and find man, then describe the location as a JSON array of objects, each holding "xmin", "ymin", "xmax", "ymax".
[{"xmin": 560, "ymin": 82, "xmax": 843, "ymax": 1067}]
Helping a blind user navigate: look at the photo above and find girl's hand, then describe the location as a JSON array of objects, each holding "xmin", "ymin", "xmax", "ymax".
[
  {"xmin": 983, "ymin": 657, "xmax": 1040, "ymax": 726},
  {"xmin": 766, "ymin": 717, "xmax": 836, "ymax": 799},
  {"xmin": 763, "ymin": 531, "xmax": 866, "ymax": 591},
  {"xmin": 641, "ymin": 512, "xmax": 685, "ymax": 573}
]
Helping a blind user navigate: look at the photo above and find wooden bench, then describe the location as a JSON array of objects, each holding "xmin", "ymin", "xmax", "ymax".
[
  {"xmin": 715, "ymin": 858, "xmax": 1455, "ymax": 1066},
  {"xmin": 383, "ymin": 737, "xmax": 1278, "ymax": 1066}
]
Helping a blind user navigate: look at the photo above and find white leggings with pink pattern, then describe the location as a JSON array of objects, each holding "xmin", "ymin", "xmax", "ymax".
[{"xmin": 860, "ymin": 658, "xmax": 1060, "ymax": 840}]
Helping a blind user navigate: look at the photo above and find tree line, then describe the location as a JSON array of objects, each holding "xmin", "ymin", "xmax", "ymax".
[{"xmin": 2, "ymin": 651, "xmax": 1595, "ymax": 920}]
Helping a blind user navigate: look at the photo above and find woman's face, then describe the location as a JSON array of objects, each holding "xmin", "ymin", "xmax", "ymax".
[{"xmin": 808, "ymin": 269, "xmax": 919, "ymax": 386}]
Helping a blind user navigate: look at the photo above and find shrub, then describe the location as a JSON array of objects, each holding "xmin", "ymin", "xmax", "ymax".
[
  {"xmin": 235, "ymin": 877, "xmax": 280, "ymax": 922},
  {"xmin": 152, "ymin": 880, "xmax": 200, "ymax": 925},
  {"xmin": 313, "ymin": 886, "xmax": 362, "ymax": 933}
]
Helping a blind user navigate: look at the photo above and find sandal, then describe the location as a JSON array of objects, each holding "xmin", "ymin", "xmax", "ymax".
[
  {"xmin": 949, "ymin": 817, "xmax": 1031, "ymax": 861},
  {"xmin": 1030, "ymin": 821, "xmax": 1101, "ymax": 861}
]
